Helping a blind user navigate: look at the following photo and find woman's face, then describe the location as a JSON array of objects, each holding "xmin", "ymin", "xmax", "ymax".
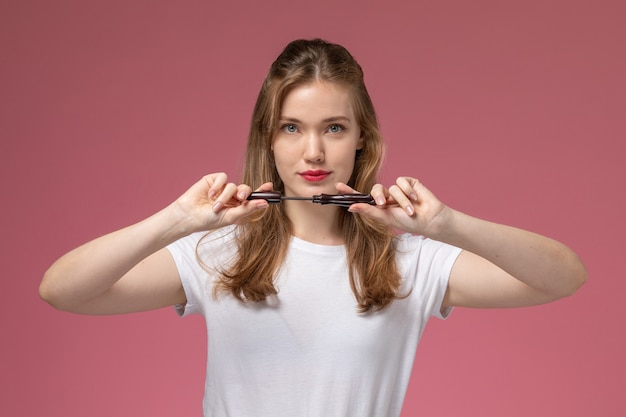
[{"xmin": 272, "ymin": 81, "xmax": 363, "ymax": 197}]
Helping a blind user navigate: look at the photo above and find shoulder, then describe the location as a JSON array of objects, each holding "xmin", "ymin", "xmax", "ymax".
[
  {"xmin": 394, "ymin": 233, "xmax": 462, "ymax": 280},
  {"xmin": 167, "ymin": 225, "xmax": 238, "ymax": 267},
  {"xmin": 394, "ymin": 233, "xmax": 459, "ymax": 258},
  {"xmin": 394, "ymin": 233, "xmax": 426, "ymax": 252}
]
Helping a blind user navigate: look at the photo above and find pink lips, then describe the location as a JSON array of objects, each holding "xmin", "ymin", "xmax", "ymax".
[{"xmin": 299, "ymin": 170, "xmax": 330, "ymax": 182}]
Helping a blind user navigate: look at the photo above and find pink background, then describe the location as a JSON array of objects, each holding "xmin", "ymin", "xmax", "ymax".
[{"xmin": 2, "ymin": 0, "xmax": 624, "ymax": 415}]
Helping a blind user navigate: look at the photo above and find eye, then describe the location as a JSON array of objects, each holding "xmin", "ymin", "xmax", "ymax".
[
  {"xmin": 281, "ymin": 124, "xmax": 298, "ymax": 134},
  {"xmin": 327, "ymin": 124, "xmax": 344, "ymax": 134}
]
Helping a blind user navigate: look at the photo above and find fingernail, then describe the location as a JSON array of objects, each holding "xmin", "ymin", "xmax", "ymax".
[
  {"xmin": 406, "ymin": 205, "xmax": 414, "ymax": 216},
  {"xmin": 238, "ymin": 191, "xmax": 246, "ymax": 200},
  {"xmin": 410, "ymin": 192, "xmax": 417, "ymax": 200},
  {"xmin": 348, "ymin": 206, "xmax": 360, "ymax": 213},
  {"xmin": 208, "ymin": 190, "xmax": 216, "ymax": 199},
  {"xmin": 376, "ymin": 197, "xmax": 385, "ymax": 205},
  {"xmin": 213, "ymin": 201, "xmax": 223, "ymax": 212}
]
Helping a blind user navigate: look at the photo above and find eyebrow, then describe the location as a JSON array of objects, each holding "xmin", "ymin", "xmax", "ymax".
[{"xmin": 279, "ymin": 116, "xmax": 352, "ymax": 124}]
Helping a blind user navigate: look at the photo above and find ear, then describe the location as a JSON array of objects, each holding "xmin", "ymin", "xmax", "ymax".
[
  {"xmin": 357, "ymin": 131, "xmax": 364, "ymax": 150},
  {"xmin": 355, "ymin": 134, "xmax": 364, "ymax": 158}
]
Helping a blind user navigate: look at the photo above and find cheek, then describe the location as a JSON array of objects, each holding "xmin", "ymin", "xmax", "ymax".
[
  {"xmin": 271, "ymin": 144, "xmax": 297, "ymax": 174},
  {"xmin": 331, "ymin": 147, "xmax": 358, "ymax": 178},
  {"xmin": 272, "ymin": 143, "xmax": 290, "ymax": 162},
  {"xmin": 333, "ymin": 140, "xmax": 360, "ymax": 163}
]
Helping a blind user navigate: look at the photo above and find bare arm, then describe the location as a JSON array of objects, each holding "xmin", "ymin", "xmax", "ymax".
[
  {"xmin": 39, "ymin": 173, "xmax": 270, "ymax": 315},
  {"xmin": 341, "ymin": 178, "xmax": 587, "ymax": 309},
  {"xmin": 438, "ymin": 209, "xmax": 586, "ymax": 308}
]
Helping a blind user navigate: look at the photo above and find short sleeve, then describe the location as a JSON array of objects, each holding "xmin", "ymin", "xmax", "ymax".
[
  {"xmin": 166, "ymin": 226, "xmax": 238, "ymax": 317},
  {"xmin": 166, "ymin": 232, "xmax": 206, "ymax": 317},
  {"xmin": 395, "ymin": 234, "xmax": 462, "ymax": 320}
]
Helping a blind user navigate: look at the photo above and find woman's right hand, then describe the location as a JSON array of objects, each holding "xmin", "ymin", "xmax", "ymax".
[
  {"xmin": 171, "ymin": 172, "xmax": 271, "ymax": 234},
  {"xmin": 39, "ymin": 173, "xmax": 271, "ymax": 315}
]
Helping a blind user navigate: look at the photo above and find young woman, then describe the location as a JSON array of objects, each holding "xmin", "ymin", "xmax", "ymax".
[{"xmin": 40, "ymin": 39, "xmax": 587, "ymax": 416}]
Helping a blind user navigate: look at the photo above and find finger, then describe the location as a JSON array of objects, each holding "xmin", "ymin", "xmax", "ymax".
[
  {"xmin": 396, "ymin": 177, "xmax": 419, "ymax": 201},
  {"xmin": 235, "ymin": 184, "xmax": 253, "ymax": 201},
  {"xmin": 388, "ymin": 184, "xmax": 415, "ymax": 216},
  {"xmin": 370, "ymin": 183, "xmax": 387, "ymax": 206},
  {"xmin": 347, "ymin": 202, "xmax": 393, "ymax": 225},
  {"xmin": 244, "ymin": 182, "xmax": 274, "ymax": 202},
  {"xmin": 232, "ymin": 190, "xmax": 271, "ymax": 221},
  {"xmin": 206, "ymin": 172, "xmax": 228, "ymax": 199},
  {"xmin": 212, "ymin": 182, "xmax": 239, "ymax": 212},
  {"xmin": 256, "ymin": 182, "xmax": 274, "ymax": 192},
  {"xmin": 347, "ymin": 201, "xmax": 379, "ymax": 216},
  {"xmin": 335, "ymin": 182, "xmax": 358, "ymax": 194}
]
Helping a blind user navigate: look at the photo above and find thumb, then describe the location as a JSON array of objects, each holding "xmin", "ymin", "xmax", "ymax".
[{"xmin": 335, "ymin": 182, "xmax": 359, "ymax": 194}]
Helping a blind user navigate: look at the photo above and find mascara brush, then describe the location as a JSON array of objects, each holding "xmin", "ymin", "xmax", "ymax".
[{"xmin": 247, "ymin": 191, "xmax": 375, "ymax": 208}]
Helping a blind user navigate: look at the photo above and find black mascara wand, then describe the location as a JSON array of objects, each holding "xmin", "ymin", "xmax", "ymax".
[{"xmin": 247, "ymin": 191, "xmax": 375, "ymax": 208}]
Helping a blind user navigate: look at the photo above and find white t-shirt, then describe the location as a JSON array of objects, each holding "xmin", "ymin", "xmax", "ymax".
[{"xmin": 167, "ymin": 226, "xmax": 461, "ymax": 417}]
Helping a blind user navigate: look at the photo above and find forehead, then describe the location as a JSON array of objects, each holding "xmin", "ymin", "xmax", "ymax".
[{"xmin": 280, "ymin": 81, "xmax": 355, "ymax": 120}]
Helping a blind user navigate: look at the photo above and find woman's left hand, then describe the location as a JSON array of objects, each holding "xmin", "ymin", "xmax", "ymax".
[
  {"xmin": 337, "ymin": 177, "xmax": 450, "ymax": 238},
  {"xmin": 339, "ymin": 177, "xmax": 588, "ymax": 309}
]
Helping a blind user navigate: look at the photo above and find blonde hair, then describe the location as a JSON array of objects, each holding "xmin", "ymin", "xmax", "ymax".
[{"xmin": 205, "ymin": 39, "xmax": 402, "ymax": 312}]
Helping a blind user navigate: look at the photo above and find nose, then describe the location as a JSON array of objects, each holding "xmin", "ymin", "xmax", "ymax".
[{"xmin": 303, "ymin": 133, "xmax": 324, "ymax": 163}]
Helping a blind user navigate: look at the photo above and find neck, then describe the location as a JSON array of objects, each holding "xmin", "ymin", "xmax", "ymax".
[{"xmin": 284, "ymin": 201, "xmax": 344, "ymax": 245}]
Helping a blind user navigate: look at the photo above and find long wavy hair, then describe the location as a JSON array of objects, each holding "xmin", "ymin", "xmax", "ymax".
[{"xmin": 204, "ymin": 39, "xmax": 402, "ymax": 312}]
